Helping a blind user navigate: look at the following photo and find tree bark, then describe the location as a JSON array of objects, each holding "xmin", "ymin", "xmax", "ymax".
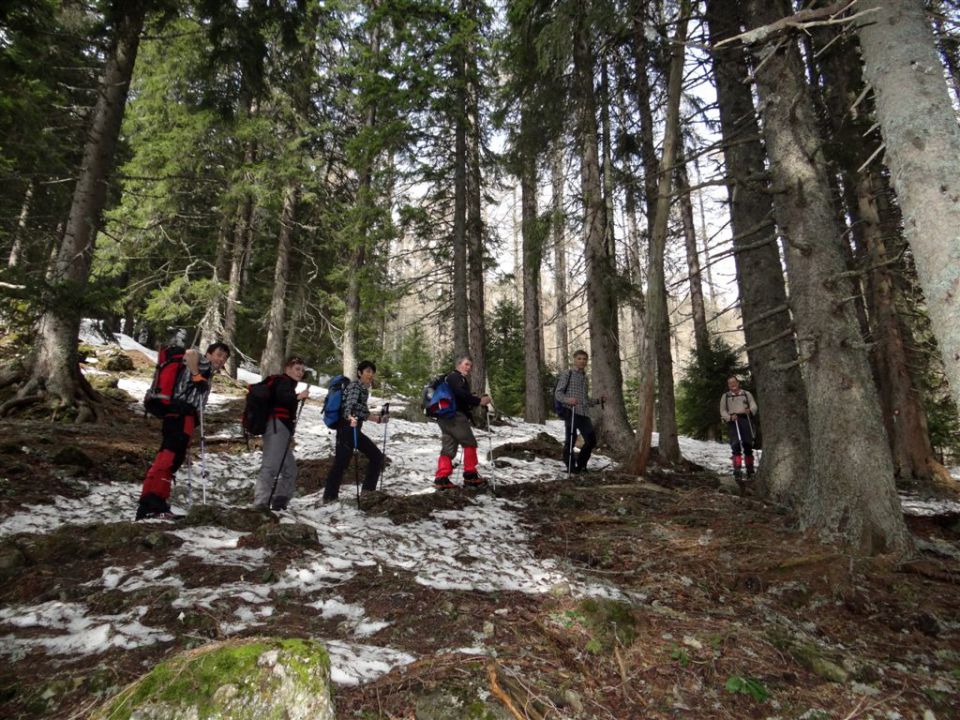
[
  {"xmin": 706, "ymin": 0, "xmax": 811, "ymax": 506},
  {"xmin": 260, "ymin": 182, "xmax": 298, "ymax": 376},
  {"xmin": 857, "ymin": 0, "xmax": 960, "ymax": 412},
  {"xmin": 451, "ymin": 33, "xmax": 469, "ymax": 360},
  {"xmin": 551, "ymin": 147, "xmax": 570, "ymax": 370},
  {"xmin": 676, "ymin": 148, "xmax": 710, "ymax": 360},
  {"xmin": 811, "ymin": 17, "xmax": 937, "ymax": 484},
  {"xmin": 573, "ymin": 6, "xmax": 634, "ymax": 450},
  {"xmin": 7, "ymin": 179, "xmax": 35, "ymax": 269},
  {"xmin": 223, "ymin": 183, "xmax": 254, "ymax": 380},
  {"xmin": 24, "ymin": 0, "xmax": 146, "ymax": 419},
  {"xmin": 521, "ymin": 108, "xmax": 546, "ymax": 423},
  {"xmin": 745, "ymin": 0, "xmax": 910, "ymax": 555},
  {"xmin": 465, "ymin": 1, "xmax": 487, "ymax": 395},
  {"xmin": 628, "ymin": 6, "xmax": 689, "ymax": 474}
]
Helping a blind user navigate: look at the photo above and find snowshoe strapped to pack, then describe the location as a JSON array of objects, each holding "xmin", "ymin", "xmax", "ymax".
[
  {"xmin": 422, "ymin": 375, "xmax": 456, "ymax": 419},
  {"xmin": 143, "ymin": 345, "xmax": 186, "ymax": 418},
  {"xmin": 242, "ymin": 374, "xmax": 283, "ymax": 437},
  {"xmin": 322, "ymin": 374, "xmax": 351, "ymax": 428}
]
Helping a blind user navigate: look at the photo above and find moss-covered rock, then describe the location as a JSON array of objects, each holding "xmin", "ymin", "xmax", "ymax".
[
  {"xmin": 91, "ymin": 637, "xmax": 334, "ymax": 720},
  {"xmin": 578, "ymin": 597, "xmax": 639, "ymax": 652},
  {"xmin": 104, "ymin": 352, "xmax": 135, "ymax": 372}
]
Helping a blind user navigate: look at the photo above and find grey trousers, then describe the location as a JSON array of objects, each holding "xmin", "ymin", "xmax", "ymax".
[
  {"xmin": 253, "ymin": 421, "xmax": 296, "ymax": 508},
  {"xmin": 438, "ymin": 413, "xmax": 478, "ymax": 456}
]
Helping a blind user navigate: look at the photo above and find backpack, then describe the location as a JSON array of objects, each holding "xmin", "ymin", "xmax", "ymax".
[
  {"xmin": 241, "ymin": 374, "xmax": 283, "ymax": 436},
  {"xmin": 322, "ymin": 374, "xmax": 350, "ymax": 428},
  {"xmin": 143, "ymin": 345, "xmax": 186, "ymax": 418},
  {"xmin": 422, "ymin": 375, "xmax": 456, "ymax": 419},
  {"xmin": 552, "ymin": 370, "xmax": 571, "ymax": 417}
]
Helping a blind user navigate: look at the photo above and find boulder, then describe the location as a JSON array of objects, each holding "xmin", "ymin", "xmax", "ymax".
[{"xmin": 91, "ymin": 637, "xmax": 334, "ymax": 720}]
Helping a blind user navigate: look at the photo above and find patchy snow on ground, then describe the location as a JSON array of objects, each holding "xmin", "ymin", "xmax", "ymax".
[{"xmin": 4, "ymin": 328, "xmax": 959, "ymax": 689}]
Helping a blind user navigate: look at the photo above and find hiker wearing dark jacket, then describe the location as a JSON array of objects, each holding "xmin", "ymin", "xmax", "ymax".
[
  {"xmin": 555, "ymin": 349, "xmax": 601, "ymax": 473},
  {"xmin": 322, "ymin": 360, "xmax": 387, "ymax": 503},
  {"xmin": 720, "ymin": 375, "xmax": 758, "ymax": 482},
  {"xmin": 434, "ymin": 354, "xmax": 492, "ymax": 490},
  {"xmin": 253, "ymin": 356, "xmax": 310, "ymax": 511},
  {"xmin": 137, "ymin": 342, "xmax": 230, "ymax": 520}
]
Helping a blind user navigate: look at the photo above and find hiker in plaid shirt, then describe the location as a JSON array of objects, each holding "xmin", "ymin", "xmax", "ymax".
[{"xmin": 555, "ymin": 350, "xmax": 603, "ymax": 473}]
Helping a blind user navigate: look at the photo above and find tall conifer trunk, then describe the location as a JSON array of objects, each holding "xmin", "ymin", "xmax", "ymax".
[
  {"xmin": 6, "ymin": 0, "xmax": 147, "ymax": 421},
  {"xmin": 744, "ymin": 0, "xmax": 910, "ymax": 554},
  {"xmin": 706, "ymin": 0, "xmax": 811, "ymax": 504},
  {"xmin": 551, "ymin": 148, "xmax": 570, "ymax": 370},
  {"xmin": 857, "ymin": 0, "xmax": 960, "ymax": 411},
  {"xmin": 811, "ymin": 19, "xmax": 938, "ymax": 484},
  {"xmin": 260, "ymin": 183, "xmax": 298, "ymax": 375},
  {"xmin": 573, "ymin": 6, "xmax": 633, "ymax": 450}
]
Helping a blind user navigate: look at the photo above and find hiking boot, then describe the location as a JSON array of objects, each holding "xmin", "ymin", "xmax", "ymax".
[
  {"xmin": 136, "ymin": 493, "xmax": 171, "ymax": 521},
  {"xmin": 271, "ymin": 496, "xmax": 289, "ymax": 511},
  {"xmin": 745, "ymin": 465, "xmax": 755, "ymax": 477},
  {"xmin": 463, "ymin": 472, "xmax": 488, "ymax": 490},
  {"xmin": 434, "ymin": 476, "xmax": 457, "ymax": 491}
]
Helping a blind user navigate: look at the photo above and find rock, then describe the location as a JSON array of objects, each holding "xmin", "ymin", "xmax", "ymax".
[
  {"xmin": 0, "ymin": 543, "xmax": 26, "ymax": 579},
  {"xmin": 52, "ymin": 446, "xmax": 94, "ymax": 469},
  {"xmin": 104, "ymin": 353, "xmax": 135, "ymax": 372},
  {"xmin": 90, "ymin": 637, "xmax": 334, "ymax": 720}
]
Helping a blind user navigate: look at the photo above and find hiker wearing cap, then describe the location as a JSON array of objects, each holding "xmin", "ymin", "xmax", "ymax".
[
  {"xmin": 252, "ymin": 356, "xmax": 310, "ymax": 511},
  {"xmin": 720, "ymin": 375, "xmax": 758, "ymax": 484},
  {"xmin": 434, "ymin": 354, "xmax": 491, "ymax": 491},
  {"xmin": 322, "ymin": 360, "xmax": 387, "ymax": 503},
  {"xmin": 555, "ymin": 349, "xmax": 602, "ymax": 474},
  {"xmin": 136, "ymin": 342, "xmax": 230, "ymax": 520}
]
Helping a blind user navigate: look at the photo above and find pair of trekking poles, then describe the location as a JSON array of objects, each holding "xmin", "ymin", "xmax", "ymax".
[{"xmin": 351, "ymin": 402, "xmax": 391, "ymax": 504}]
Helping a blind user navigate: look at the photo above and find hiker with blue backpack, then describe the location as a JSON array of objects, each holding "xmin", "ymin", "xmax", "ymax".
[
  {"xmin": 136, "ymin": 342, "xmax": 230, "ymax": 520},
  {"xmin": 555, "ymin": 350, "xmax": 602, "ymax": 475},
  {"xmin": 321, "ymin": 360, "xmax": 387, "ymax": 503},
  {"xmin": 251, "ymin": 355, "xmax": 311, "ymax": 511},
  {"xmin": 432, "ymin": 354, "xmax": 492, "ymax": 491}
]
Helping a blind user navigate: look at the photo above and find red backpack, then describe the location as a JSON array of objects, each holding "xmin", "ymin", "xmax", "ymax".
[{"xmin": 143, "ymin": 345, "xmax": 186, "ymax": 418}]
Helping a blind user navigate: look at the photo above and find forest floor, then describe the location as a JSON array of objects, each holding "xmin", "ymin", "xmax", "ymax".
[{"xmin": 1, "ymin": 352, "xmax": 959, "ymax": 719}]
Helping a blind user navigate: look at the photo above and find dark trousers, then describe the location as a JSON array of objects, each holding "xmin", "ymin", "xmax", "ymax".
[
  {"xmin": 727, "ymin": 415, "xmax": 755, "ymax": 458},
  {"xmin": 562, "ymin": 411, "xmax": 597, "ymax": 470},
  {"xmin": 323, "ymin": 420, "xmax": 384, "ymax": 501}
]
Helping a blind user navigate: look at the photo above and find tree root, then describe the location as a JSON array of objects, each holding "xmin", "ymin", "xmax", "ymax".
[{"xmin": 0, "ymin": 365, "xmax": 106, "ymax": 423}]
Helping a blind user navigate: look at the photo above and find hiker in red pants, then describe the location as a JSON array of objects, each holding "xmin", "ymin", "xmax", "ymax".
[
  {"xmin": 136, "ymin": 343, "xmax": 230, "ymax": 520},
  {"xmin": 720, "ymin": 375, "xmax": 759, "ymax": 488},
  {"xmin": 434, "ymin": 354, "xmax": 492, "ymax": 491}
]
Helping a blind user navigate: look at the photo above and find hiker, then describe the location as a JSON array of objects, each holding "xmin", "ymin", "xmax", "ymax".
[
  {"xmin": 434, "ymin": 354, "xmax": 492, "ymax": 491},
  {"xmin": 136, "ymin": 342, "xmax": 230, "ymax": 520},
  {"xmin": 720, "ymin": 375, "xmax": 758, "ymax": 482},
  {"xmin": 252, "ymin": 355, "xmax": 311, "ymax": 511},
  {"xmin": 555, "ymin": 349, "xmax": 602, "ymax": 474},
  {"xmin": 322, "ymin": 360, "xmax": 387, "ymax": 503}
]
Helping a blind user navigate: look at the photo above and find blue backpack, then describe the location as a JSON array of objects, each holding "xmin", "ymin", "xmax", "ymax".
[
  {"xmin": 422, "ymin": 375, "xmax": 456, "ymax": 419},
  {"xmin": 322, "ymin": 374, "xmax": 350, "ymax": 428}
]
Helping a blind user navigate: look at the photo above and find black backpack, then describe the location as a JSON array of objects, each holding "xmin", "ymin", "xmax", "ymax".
[
  {"xmin": 241, "ymin": 375, "xmax": 282, "ymax": 437},
  {"xmin": 552, "ymin": 370, "xmax": 571, "ymax": 417}
]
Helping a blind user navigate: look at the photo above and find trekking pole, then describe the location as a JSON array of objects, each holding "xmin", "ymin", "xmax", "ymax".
[
  {"xmin": 567, "ymin": 404, "xmax": 577, "ymax": 477},
  {"xmin": 377, "ymin": 403, "xmax": 390, "ymax": 491},
  {"xmin": 732, "ymin": 414, "xmax": 746, "ymax": 492},
  {"xmin": 267, "ymin": 399, "xmax": 305, "ymax": 510},
  {"xmin": 486, "ymin": 402, "xmax": 496, "ymax": 492},
  {"xmin": 199, "ymin": 402, "xmax": 207, "ymax": 505},
  {"xmin": 353, "ymin": 424, "xmax": 361, "ymax": 504}
]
